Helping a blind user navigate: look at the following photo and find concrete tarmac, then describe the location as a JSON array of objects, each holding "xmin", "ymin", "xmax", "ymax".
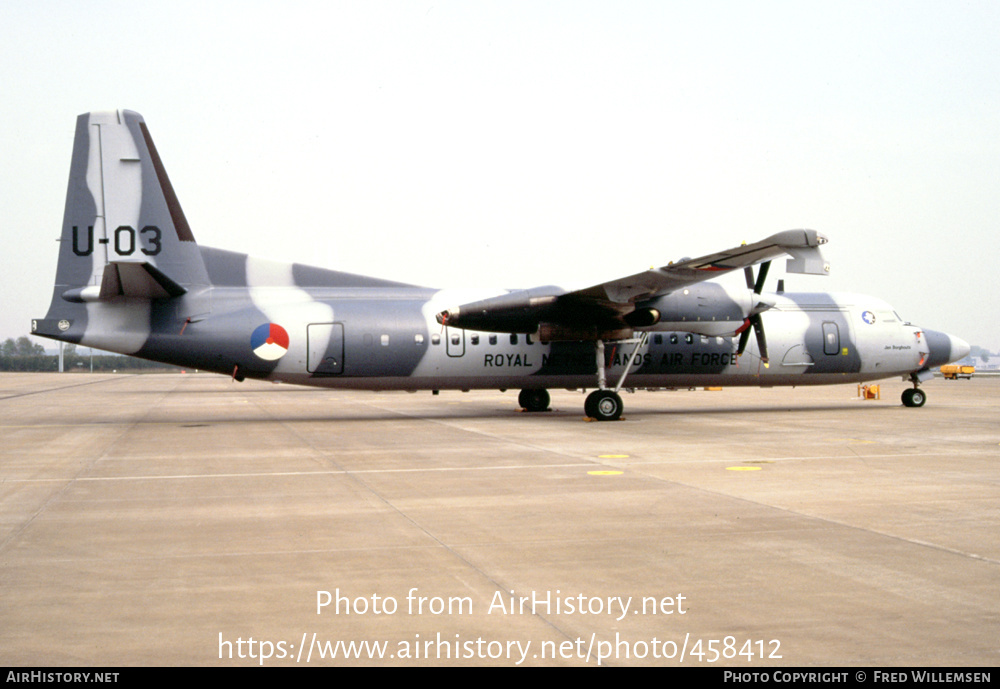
[{"xmin": 1, "ymin": 372, "xmax": 997, "ymax": 666}]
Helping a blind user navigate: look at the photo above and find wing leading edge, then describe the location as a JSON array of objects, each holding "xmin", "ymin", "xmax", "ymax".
[{"xmin": 436, "ymin": 229, "xmax": 829, "ymax": 341}]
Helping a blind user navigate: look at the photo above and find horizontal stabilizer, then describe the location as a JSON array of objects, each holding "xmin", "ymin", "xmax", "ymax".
[
  {"xmin": 62, "ymin": 261, "xmax": 187, "ymax": 302},
  {"xmin": 102, "ymin": 261, "xmax": 187, "ymax": 299}
]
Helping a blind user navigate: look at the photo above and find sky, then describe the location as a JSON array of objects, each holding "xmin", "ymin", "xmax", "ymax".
[{"xmin": 2, "ymin": 1, "xmax": 998, "ymax": 350}]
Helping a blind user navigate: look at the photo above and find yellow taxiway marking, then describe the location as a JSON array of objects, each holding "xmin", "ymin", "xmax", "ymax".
[
  {"xmin": 588, "ymin": 470, "xmax": 624, "ymax": 476},
  {"xmin": 598, "ymin": 454, "xmax": 630, "ymax": 459},
  {"xmin": 726, "ymin": 466, "xmax": 762, "ymax": 471}
]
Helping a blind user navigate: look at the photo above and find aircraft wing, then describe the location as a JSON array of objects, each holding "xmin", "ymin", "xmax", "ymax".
[{"xmin": 436, "ymin": 229, "xmax": 829, "ymax": 337}]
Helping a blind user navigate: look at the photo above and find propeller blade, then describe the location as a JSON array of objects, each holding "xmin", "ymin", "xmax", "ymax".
[
  {"xmin": 737, "ymin": 326, "xmax": 752, "ymax": 356},
  {"xmin": 752, "ymin": 314, "xmax": 769, "ymax": 363},
  {"xmin": 753, "ymin": 260, "xmax": 771, "ymax": 295}
]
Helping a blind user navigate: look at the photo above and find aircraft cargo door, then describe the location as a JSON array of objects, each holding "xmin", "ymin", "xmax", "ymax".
[{"xmin": 308, "ymin": 323, "xmax": 344, "ymax": 375}]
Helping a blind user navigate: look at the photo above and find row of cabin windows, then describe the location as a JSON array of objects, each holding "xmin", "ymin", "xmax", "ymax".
[
  {"xmin": 419, "ymin": 333, "xmax": 532, "ymax": 346},
  {"xmin": 368, "ymin": 332, "xmax": 729, "ymax": 347}
]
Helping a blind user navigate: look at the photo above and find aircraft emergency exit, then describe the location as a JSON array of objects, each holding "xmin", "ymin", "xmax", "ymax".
[{"xmin": 32, "ymin": 111, "xmax": 970, "ymax": 420}]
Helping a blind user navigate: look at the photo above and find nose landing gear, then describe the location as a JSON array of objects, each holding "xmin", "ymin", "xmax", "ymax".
[
  {"xmin": 902, "ymin": 369, "xmax": 933, "ymax": 407},
  {"xmin": 901, "ymin": 387, "xmax": 927, "ymax": 407}
]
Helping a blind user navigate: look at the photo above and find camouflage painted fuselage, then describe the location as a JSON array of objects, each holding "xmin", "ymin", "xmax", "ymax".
[{"xmin": 35, "ymin": 244, "xmax": 958, "ymax": 391}]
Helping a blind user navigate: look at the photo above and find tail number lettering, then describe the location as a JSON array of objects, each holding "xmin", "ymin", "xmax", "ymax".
[
  {"xmin": 71, "ymin": 225, "xmax": 162, "ymax": 257},
  {"xmin": 139, "ymin": 226, "xmax": 163, "ymax": 255}
]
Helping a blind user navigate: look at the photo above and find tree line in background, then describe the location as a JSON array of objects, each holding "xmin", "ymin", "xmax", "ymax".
[
  {"xmin": 1, "ymin": 337, "xmax": 178, "ymax": 372},
  {"xmin": 969, "ymin": 346, "xmax": 992, "ymax": 365}
]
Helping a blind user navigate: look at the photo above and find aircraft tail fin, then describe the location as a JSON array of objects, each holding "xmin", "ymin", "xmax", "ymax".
[{"xmin": 33, "ymin": 110, "xmax": 209, "ymax": 345}]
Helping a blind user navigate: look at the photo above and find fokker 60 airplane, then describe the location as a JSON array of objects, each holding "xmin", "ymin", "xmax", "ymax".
[{"xmin": 33, "ymin": 111, "xmax": 970, "ymax": 420}]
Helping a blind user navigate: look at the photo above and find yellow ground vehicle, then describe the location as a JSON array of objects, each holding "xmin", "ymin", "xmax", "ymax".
[{"xmin": 941, "ymin": 364, "xmax": 975, "ymax": 379}]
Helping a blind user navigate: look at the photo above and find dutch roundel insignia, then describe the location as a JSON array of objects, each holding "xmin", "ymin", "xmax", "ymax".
[
  {"xmin": 251, "ymin": 323, "xmax": 290, "ymax": 360},
  {"xmin": 861, "ymin": 311, "xmax": 876, "ymax": 325}
]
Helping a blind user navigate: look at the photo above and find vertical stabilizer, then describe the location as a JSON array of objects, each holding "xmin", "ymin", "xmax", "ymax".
[{"xmin": 33, "ymin": 111, "xmax": 209, "ymax": 350}]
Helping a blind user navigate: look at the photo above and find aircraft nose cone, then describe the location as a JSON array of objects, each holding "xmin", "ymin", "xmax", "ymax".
[
  {"xmin": 950, "ymin": 334, "xmax": 971, "ymax": 362},
  {"xmin": 924, "ymin": 330, "xmax": 970, "ymax": 368}
]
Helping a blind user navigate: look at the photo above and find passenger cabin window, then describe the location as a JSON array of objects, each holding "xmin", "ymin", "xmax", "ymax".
[
  {"xmin": 414, "ymin": 334, "xmax": 424, "ymax": 345},
  {"xmin": 471, "ymin": 335, "xmax": 480, "ymax": 345},
  {"xmin": 431, "ymin": 334, "xmax": 441, "ymax": 345},
  {"xmin": 510, "ymin": 334, "xmax": 518, "ymax": 345},
  {"xmin": 489, "ymin": 335, "xmax": 497, "ymax": 345}
]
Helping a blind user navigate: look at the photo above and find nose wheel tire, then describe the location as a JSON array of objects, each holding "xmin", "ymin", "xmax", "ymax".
[
  {"xmin": 585, "ymin": 390, "xmax": 623, "ymax": 421},
  {"xmin": 901, "ymin": 388, "xmax": 927, "ymax": 407}
]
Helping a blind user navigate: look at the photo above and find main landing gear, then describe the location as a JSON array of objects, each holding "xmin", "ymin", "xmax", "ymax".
[
  {"xmin": 581, "ymin": 334, "xmax": 649, "ymax": 421},
  {"xmin": 516, "ymin": 334, "xmax": 648, "ymax": 421},
  {"xmin": 517, "ymin": 388, "xmax": 550, "ymax": 412},
  {"xmin": 518, "ymin": 387, "xmax": 625, "ymax": 420},
  {"xmin": 585, "ymin": 389, "xmax": 624, "ymax": 421}
]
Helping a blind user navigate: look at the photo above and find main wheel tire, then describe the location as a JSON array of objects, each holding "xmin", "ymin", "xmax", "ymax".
[
  {"xmin": 585, "ymin": 390, "xmax": 623, "ymax": 421},
  {"xmin": 518, "ymin": 388, "xmax": 550, "ymax": 412},
  {"xmin": 901, "ymin": 388, "xmax": 926, "ymax": 407}
]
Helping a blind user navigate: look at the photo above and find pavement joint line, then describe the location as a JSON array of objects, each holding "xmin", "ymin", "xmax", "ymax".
[{"xmin": 2, "ymin": 463, "xmax": 601, "ymax": 482}]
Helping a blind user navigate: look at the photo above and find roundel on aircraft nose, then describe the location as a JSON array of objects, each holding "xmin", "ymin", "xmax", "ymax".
[{"xmin": 251, "ymin": 323, "xmax": 290, "ymax": 361}]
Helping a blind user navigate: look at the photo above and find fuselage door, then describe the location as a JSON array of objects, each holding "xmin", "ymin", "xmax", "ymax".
[{"xmin": 822, "ymin": 321, "xmax": 840, "ymax": 356}]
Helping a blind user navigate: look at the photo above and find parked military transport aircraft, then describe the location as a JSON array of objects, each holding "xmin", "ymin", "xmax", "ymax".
[{"xmin": 33, "ymin": 111, "xmax": 970, "ymax": 420}]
